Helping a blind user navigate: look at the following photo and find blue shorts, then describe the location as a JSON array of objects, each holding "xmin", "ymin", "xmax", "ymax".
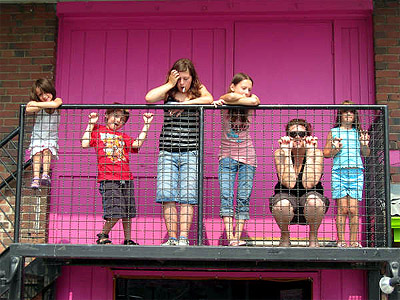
[
  {"xmin": 156, "ymin": 150, "xmax": 198, "ymax": 205},
  {"xmin": 331, "ymin": 168, "xmax": 364, "ymax": 201}
]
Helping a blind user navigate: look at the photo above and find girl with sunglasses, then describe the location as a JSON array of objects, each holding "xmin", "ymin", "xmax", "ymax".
[
  {"xmin": 270, "ymin": 119, "xmax": 329, "ymax": 247},
  {"xmin": 323, "ymin": 100, "xmax": 370, "ymax": 248}
]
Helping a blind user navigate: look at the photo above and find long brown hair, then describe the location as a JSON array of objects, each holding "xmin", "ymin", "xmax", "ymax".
[
  {"xmin": 334, "ymin": 100, "xmax": 362, "ymax": 133},
  {"xmin": 165, "ymin": 58, "xmax": 202, "ymax": 101},
  {"xmin": 228, "ymin": 73, "xmax": 254, "ymax": 127}
]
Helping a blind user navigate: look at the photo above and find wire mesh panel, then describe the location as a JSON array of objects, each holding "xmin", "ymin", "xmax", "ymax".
[{"xmin": 15, "ymin": 105, "xmax": 389, "ymax": 248}]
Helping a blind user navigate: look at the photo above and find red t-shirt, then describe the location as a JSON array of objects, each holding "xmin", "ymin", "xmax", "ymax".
[{"xmin": 89, "ymin": 124, "xmax": 138, "ymax": 182}]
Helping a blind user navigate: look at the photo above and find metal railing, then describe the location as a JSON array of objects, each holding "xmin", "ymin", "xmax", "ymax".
[{"xmin": 6, "ymin": 104, "xmax": 391, "ymax": 249}]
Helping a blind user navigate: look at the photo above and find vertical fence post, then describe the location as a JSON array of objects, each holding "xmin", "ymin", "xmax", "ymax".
[
  {"xmin": 383, "ymin": 105, "xmax": 392, "ymax": 248},
  {"xmin": 14, "ymin": 105, "xmax": 26, "ymax": 243},
  {"xmin": 197, "ymin": 106, "xmax": 205, "ymax": 246}
]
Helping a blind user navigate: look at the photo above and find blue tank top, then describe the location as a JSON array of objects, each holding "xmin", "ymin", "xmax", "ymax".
[{"xmin": 331, "ymin": 127, "xmax": 363, "ymax": 170}]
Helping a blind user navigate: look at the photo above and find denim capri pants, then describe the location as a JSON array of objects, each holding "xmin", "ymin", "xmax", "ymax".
[
  {"xmin": 156, "ymin": 150, "xmax": 198, "ymax": 205},
  {"xmin": 218, "ymin": 157, "xmax": 256, "ymax": 220}
]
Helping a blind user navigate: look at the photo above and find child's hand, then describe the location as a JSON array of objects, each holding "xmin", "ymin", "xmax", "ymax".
[
  {"xmin": 88, "ymin": 112, "xmax": 99, "ymax": 124},
  {"xmin": 213, "ymin": 99, "xmax": 225, "ymax": 107},
  {"xmin": 27, "ymin": 101, "xmax": 38, "ymax": 108},
  {"xmin": 278, "ymin": 136, "xmax": 293, "ymax": 151},
  {"xmin": 305, "ymin": 136, "xmax": 318, "ymax": 149},
  {"xmin": 360, "ymin": 131, "xmax": 370, "ymax": 146},
  {"xmin": 143, "ymin": 113, "xmax": 154, "ymax": 124},
  {"xmin": 332, "ymin": 137, "xmax": 342, "ymax": 150},
  {"xmin": 168, "ymin": 69, "xmax": 180, "ymax": 86}
]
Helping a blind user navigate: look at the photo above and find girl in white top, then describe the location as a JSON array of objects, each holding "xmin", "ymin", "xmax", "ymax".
[
  {"xmin": 214, "ymin": 73, "xmax": 260, "ymax": 246},
  {"xmin": 26, "ymin": 79, "xmax": 62, "ymax": 189}
]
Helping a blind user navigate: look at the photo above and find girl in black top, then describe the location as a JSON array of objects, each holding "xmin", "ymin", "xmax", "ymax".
[{"xmin": 145, "ymin": 58, "xmax": 213, "ymax": 246}]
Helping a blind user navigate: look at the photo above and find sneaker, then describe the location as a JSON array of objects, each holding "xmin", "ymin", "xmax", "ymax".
[
  {"xmin": 30, "ymin": 177, "xmax": 40, "ymax": 189},
  {"xmin": 178, "ymin": 237, "xmax": 189, "ymax": 246},
  {"xmin": 40, "ymin": 174, "xmax": 51, "ymax": 186},
  {"xmin": 161, "ymin": 238, "xmax": 178, "ymax": 246}
]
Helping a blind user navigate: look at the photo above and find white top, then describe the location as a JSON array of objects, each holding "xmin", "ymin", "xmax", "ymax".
[{"xmin": 29, "ymin": 109, "xmax": 60, "ymax": 158}]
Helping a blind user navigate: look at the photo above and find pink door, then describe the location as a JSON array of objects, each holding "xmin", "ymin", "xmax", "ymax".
[{"xmin": 51, "ymin": 7, "xmax": 374, "ymax": 245}]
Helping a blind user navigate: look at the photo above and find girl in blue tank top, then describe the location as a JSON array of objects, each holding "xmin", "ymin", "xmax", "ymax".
[{"xmin": 323, "ymin": 100, "xmax": 370, "ymax": 248}]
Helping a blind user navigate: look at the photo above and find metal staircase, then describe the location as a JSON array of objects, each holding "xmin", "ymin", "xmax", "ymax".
[{"xmin": 0, "ymin": 127, "xmax": 61, "ymax": 300}]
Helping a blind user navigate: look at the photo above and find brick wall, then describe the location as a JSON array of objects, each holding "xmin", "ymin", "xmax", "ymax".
[
  {"xmin": 373, "ymin": 0, "xmax": 400, "ymax": 183},
  {"xmin": 0, "ymin": 3, "xmax": 57, "ymax": 250},
  {"xmin": 0, "ymin": 3, "xmax": 57, "ymax": 137}
]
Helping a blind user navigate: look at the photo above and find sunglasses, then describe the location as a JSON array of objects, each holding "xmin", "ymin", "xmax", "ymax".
[{"xmin": 289, "ymin": 131, "xmax": 307, "ymax": 138}]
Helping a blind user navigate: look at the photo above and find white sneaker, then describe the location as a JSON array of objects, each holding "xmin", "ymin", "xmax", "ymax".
[
  {"xmin": 161, "ymin": 238, "xmax": 178, "ymax": 246},
  {"xmin": 178, "ymin": 237, "xmax": 189, "ymax": 246}
]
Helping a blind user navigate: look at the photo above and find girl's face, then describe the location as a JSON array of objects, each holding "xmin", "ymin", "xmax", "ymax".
[
  {"xmin": 288, "ymin": 124, "xmax": 307, "ymax": 148},
  {"xmin": 177, "ymin": 71, "xmax": 192, "ymax": 93},
  {"xmin": 340, "ymin": 109, "xmax": 355, "ymax": 125},
  {"xmin": 106, "ymin": 110, "xmax": 126, "ymax": 131},
  {"xmin": 230, "ymin": 79, "xmax": 252, "ymax": 97},
  {"xmin": 35, "ymin": 88, "xmax": 53, "ymax": 102}
]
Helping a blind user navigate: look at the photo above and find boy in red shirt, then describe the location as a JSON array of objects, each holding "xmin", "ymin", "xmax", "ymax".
[{"xmin": 82, "ymin": 107, "xmax": 153, "ymax": 245}]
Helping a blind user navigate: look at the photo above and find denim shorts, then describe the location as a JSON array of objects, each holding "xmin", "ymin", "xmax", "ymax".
[
  {"xmin": 331, "ymin": 168, "xmax": 364, "ymax": 201},
  {"xmin": 156, "ymin": 150, "xmax": 198, "ymax": 205},
  {"xmin": 99, "ymin": 180, "xmax": 136, "ymax": 219},
  {"xmin": 218, "ymin": 157, "xmax": 256, "ymax": 220}
]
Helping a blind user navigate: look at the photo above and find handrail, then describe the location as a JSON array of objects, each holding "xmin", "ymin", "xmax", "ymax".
[
  {"xmin": 0, "ymin": 159, "xmax": 32, "ymax": 192},
  {"xmin": 0, "ymin": 127, "xmax": 20, "ymax": 149}
]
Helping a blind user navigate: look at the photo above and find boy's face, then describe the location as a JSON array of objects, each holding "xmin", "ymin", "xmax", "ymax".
[{"xmin": 106, "ymin": 110, "xmax": 126, "ymax": 131}]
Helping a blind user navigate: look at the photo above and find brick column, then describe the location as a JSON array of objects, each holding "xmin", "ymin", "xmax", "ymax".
[{"xmin": 373, "ymin": 0, "xmax": 400, "ymax": 183}]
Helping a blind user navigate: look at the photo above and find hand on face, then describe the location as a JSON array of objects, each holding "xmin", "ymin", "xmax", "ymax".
[{"xmin": 168, "ymin": 69, "xmax": 180, "ymax": 86}]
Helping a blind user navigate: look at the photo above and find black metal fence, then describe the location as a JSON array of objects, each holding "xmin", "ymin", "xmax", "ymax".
[{"xmin": 2, "ymin": 104, "xmax": 390, "ymax": 248}]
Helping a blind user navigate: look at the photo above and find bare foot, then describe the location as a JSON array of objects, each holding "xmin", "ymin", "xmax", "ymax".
[
  {"xmin": 309, "ymin": 240, "xmax": 320, "ymax": 247},
  {"xmin": 278, "ymin": 238, "xmax": 291, "ymax": 247}
]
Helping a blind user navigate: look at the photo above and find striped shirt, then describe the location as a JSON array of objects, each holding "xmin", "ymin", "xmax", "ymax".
[{"xmin": 159, "ymin": 96, "xmax": 200, "ymax": 152}]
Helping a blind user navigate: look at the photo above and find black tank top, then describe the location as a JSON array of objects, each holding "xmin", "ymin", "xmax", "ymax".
[
  {"xmin": 274, "ymin": 155, "xmax": 324, "ymax": 197},
  {"xmin": 159, "ymin": 96, "xmax": 200, "ymax": 152}
]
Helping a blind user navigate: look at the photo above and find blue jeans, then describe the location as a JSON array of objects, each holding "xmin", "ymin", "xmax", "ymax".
[
  {"xmin": 218, "ymin": 157, "xmax": 256, "ymax": 220},
  {"xmin": 156, "ymin": 150, "xmax": 198, "ymax": 205}
]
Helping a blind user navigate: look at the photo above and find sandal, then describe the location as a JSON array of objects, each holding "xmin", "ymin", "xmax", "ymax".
[
  {"xmin": 350, "ymin": 242, "xmax": 362, "ymax": 248},
  {"xmin": 229, "ymin": 240, "xmax": 247, "ymax": 247},
  {"xmin": 96, "ymin": 233, "xmax": 112, "ymax": 244},
  {"xmin": 30, "ymin": 177, "xmax": 40, "ymax": 189},
  {"xmin": 123, "ymin": 239, "xmax": 139, "ymax": 245},
  {"xmin": 40, "ymin": 174, "xmax": 51, "ymax": 186},
  {"xmin": 337, "ymin": 241, "xmax": 348, "ymax": 248}
]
